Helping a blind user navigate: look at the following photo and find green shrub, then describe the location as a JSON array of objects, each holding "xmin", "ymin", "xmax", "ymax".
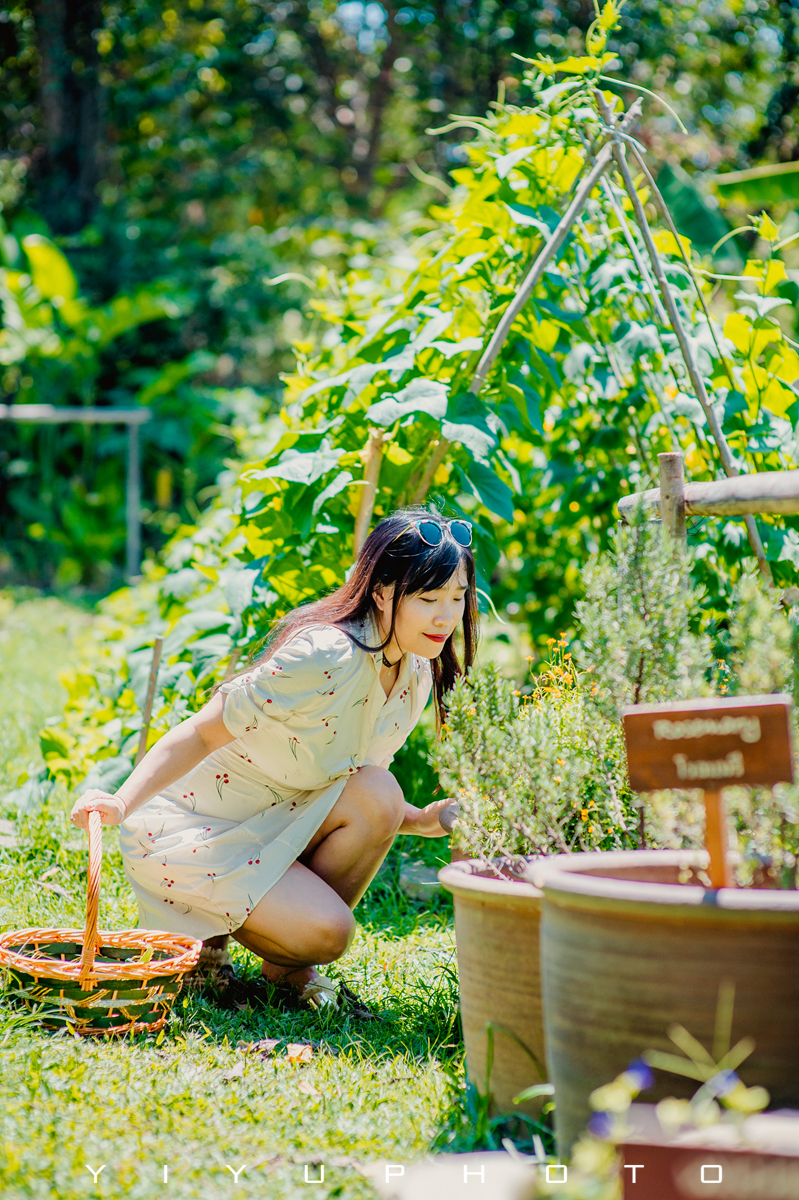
[
  {"xmin": 434, "ymin": 522, "xmax": 799, "ymax": 880},
  {"xmin": 435, "ymin": 659, "xmax": 639, "ymax": 870}
]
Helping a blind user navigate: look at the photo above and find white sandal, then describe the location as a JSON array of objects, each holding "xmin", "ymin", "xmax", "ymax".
[{"xmin": 296, "ymin": 974, "xmax": 339, "ymax": 1010}]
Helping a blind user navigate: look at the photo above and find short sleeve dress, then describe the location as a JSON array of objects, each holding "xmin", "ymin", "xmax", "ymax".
[{"xmin": 118, "ymin": 618, "xmax": 433, "ymax": 939}]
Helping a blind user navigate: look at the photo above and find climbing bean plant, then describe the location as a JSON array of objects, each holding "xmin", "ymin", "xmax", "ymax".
[{"xmin": 16, "ymin": 4, "xmax": 799, "ymax": 803}]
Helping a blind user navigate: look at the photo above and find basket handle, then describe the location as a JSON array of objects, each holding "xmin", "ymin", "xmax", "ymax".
[{"xmin": 78, "ymin": 809, "xmax": 103, "ymax": 988}]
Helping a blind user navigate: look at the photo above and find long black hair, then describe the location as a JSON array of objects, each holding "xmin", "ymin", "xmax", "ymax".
[{"xmin": 242, "ymin": 507, "xmax": 478, "ymax": 727}]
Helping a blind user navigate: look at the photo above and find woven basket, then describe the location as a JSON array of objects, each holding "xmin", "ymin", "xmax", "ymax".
[{"xmin": 0, "ymin": 811, "xmax": 202, "ymax": 1035}]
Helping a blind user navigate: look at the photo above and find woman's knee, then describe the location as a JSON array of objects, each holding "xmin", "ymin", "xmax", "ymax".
[
  {"xmin": 316, "ymin": 905, "xmax": 356, "ymax": 962},
  {"xmin": 351, "ymin": 766, "xmax": 405, "ymax": 837}
]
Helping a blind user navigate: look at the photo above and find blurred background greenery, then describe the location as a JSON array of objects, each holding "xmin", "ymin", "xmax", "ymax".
[{"xmin": 1, "ymin": 0, "xmax": 799, "ymax": 606}]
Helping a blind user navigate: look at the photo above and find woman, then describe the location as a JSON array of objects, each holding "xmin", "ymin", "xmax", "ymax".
[{"xmin": 70, "ymin": 509, "xmax": 477, "ymax": 1008}]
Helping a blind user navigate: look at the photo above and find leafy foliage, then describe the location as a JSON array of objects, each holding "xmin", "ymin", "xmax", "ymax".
[
  {"xmin": 434, "ymin": 658, "xmax": 640, "ymax": 869},
  {"xmin": 0, "ymin": 229, "xmax": 277, "ymax": 586},
  {"xmin": 574, "ymin": 518, "xmax": 712, "ymax": 721},
  {"xmin": 16, "ymin": 21, "xmax": 799, "ymax": 813},
  {"xmin": 436, "ymin": 523, "xmax": 799, "ymax": 885}
]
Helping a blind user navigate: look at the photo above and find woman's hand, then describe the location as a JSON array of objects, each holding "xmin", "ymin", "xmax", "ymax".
[
  {"xmin": 399, "ymin": 797, "xmax": 458, "ymax": 838},
  {"xmin": 70, "ymin": 790, "xmax": 127, "ymax": 829}
]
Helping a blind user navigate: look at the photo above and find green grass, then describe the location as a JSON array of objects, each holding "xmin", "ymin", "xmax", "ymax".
[
  {"xmin": 0, "ymin": 595, "xmax": 473, "ymax": 1199},
  {"xmin": 0, "ymin": 592, "xmax": 91, "ymax": 799}
]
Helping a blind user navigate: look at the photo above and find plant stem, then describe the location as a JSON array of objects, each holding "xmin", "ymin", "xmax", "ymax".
[
  {"xmin": 467, "ymin": 99, "xmax": 643, "ymax": 399},
  {"xmin": 410, "ymin": 438, "xmax": 451, "ymax": 505},
  {"xmin": 353, "ymin": 427, "xmax": 387, "ymax": 554}
]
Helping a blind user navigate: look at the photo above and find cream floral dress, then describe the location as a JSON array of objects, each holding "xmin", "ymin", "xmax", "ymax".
[{"xmin": 118, "ymin": 618, "xmax": 432, "ymax": 939}]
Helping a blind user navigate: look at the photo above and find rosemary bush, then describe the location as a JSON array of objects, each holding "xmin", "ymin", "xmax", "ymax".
[
  {"xmin": 436, "ymin": 657, "xmax": 639, "ymax": 871},
  {"xmin": 436, "ymin": 522, "xmax": 799, "ymax": 880}
]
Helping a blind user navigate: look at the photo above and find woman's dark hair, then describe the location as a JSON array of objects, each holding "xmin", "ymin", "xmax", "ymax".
[{"xmin": 239, "ymin": 507, "xmax": 478, "ymax": 727}]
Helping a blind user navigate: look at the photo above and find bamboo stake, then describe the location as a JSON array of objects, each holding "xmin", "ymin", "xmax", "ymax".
[
  {"xmin": 224, "ymin": 646, "xmax": 243, "ymax": 681},
  {"xmin": 658, "ymin": 452, "xmax": 687, "ymax": 549},
  {"xmin": 409, "ymin": 102, "xmax": 642, "ymax": 508},
  {"xmin": 703, "ymin": 789, "xmax": 732, "ymax": 889},
  {"xmin": 468, "ymin": 102, "xmax": 643, "ymax": 398},
  {"xmin": 134, "ymin": 637, "xmax": 163, "ymax": 768},
  {"xmin": 410, "ymin": 439, "xmax": 450, "ymax": 505},
  {"xmin": 353, "ymin": 428, "xmax": 387, "ymax": 555},
  {"xmin": 595, "ymin": 92, "xmax": 772, "ymax": 584}
]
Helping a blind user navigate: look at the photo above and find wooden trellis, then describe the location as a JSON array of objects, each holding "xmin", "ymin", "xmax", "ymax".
[{"xmin": 620, "ymin": 451, "xmax": 799, "ymax": 562}]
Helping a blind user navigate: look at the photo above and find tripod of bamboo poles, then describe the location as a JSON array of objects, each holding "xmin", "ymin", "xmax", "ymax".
[{"xmin": 351, "ymin": 90, "xmax": 773, "ymax": 585}]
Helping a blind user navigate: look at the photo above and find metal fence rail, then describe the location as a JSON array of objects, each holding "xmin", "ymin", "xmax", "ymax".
[{"xmin": 0, "ymin": 404, "xmax": 152, "ymax": 580}]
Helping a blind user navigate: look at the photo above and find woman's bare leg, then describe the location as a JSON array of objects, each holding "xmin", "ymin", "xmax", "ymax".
[
  {"xmin": 238, "ymin": 766, "xmax": 405, "ymax": 988},
  {"xmin": 202, "ymin": 934, "xmax": 229, "ymax": 952},
  {"xmin": 298, "ymin": 765, "xmax": 405, "ymax": 906},
  {"xmin": 232, "ymin": 860, "xmax": 355, "ymax": 982}
]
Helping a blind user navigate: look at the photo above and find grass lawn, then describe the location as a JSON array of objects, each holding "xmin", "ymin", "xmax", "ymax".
[{"xmin": 0, "ymin": 595, "xmax": 472, "ymax": 1200}]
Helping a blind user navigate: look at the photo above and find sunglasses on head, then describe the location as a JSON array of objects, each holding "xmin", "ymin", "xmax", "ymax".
[{"xmin": 410, "ymin": 517, "xmax": 473, "ymax": 548}]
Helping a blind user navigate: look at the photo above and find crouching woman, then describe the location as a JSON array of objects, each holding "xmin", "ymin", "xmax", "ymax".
[{"xmin": 69, "ymin": 509, "xmax": 477, "ymax": 1007}]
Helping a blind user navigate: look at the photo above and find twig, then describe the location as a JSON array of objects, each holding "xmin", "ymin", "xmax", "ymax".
[
  {"xmin": 353, "ymin": 428, "xmax": 387, "ymax": 554},
  {"xmin": 468, "ymin": 99, "xmax": 643, "ymax": 398},
  {"xmin": 134, "ymin": 637, "xmax": 163, "ymax": 767}
]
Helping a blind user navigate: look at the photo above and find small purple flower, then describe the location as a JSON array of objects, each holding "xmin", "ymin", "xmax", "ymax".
[
  {"xmin": 625, "ymin": 1058, "xmax": 655, "ymax": 1093},
  {"xmin": 587, "ymin": 1111, "xmax": 614, "ymax": 1139}
]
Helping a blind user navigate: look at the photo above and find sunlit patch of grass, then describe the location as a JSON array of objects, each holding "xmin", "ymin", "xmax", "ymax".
[
  {"xmin": 1, "ymin": 813, "xmax": 463, "ymax": 1199},
  {"xmin": 0, "ymin": 598, "xmax": 466, "ymax": 1199},
  {"xmin": 0, "ymin": 593, "xmax": 91, "ymax": 800}
]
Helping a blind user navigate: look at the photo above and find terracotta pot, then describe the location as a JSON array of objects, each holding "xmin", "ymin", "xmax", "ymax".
[
  {"xmin": 530, "ymin": 849, "xmax": 799, "ymax": 1157},
  {"xmin": 438, "ymin": 860, "xmax": 547, "ymax": 1117}
]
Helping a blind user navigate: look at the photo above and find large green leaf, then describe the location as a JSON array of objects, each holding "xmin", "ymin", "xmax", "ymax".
[
  {"xmin": 367, "ymin": 377, "xmax": 449, "ymax": 426},
  {"xmin": 442, "ymin": 392, "xmax": 498, "ymax": 461},
  {"xmin": 249, "ymin": 444, "xmax": 346, "ymax": 486},
  {"xmin": 657, "ymin": 164, "xmax": 739, "ymax": 268},
  {"xmin": 21, "ymin": 235, "xmax": 78, "ymax": 302},
  {"xmin": 714, "ymin": 161, "xmax": 799, "ymax": 206},
  {"xmin": 458, "ymin": 462, "xmax": 515, "ymax": 523}
]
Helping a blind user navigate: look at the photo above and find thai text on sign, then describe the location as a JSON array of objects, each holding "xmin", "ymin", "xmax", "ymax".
[{"xmin": 622, "ymin": 695, "xmax": 794, "ymax": 792}]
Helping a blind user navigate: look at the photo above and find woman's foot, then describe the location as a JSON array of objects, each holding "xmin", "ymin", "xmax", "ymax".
[{"xmin": 260, "ymin": 961, "xmax": 338, "ymax": 1009}]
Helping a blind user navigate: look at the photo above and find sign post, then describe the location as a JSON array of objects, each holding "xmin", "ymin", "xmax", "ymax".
[{"xmin": 622, "ymin": 695, "xmax": 795, "ymax": 888}]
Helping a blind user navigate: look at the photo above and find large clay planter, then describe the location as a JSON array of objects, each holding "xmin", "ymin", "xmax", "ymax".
[
  {"xmin": 531, "ymin": 849, "xmax": 799, "ymax": 1156},
  {"xmin": 439, "ymin": 860, "xmax": 546, "ymax": 1117}
]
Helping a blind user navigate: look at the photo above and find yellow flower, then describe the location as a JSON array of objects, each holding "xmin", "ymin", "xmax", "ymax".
[
  {"xmin": 588, "ymin": 824, "xmax": 594, "ymax": 833},
  {"xmin": 581, "ymin": 809, "xmax": 589, "ymax": 820}
]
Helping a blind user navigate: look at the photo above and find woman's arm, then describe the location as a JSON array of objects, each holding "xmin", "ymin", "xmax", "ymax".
[{"xmin": 69, "ymin": 692, "xmax": 236, "ymax": 828}]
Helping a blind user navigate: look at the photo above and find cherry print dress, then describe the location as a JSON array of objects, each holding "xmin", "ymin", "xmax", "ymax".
[{"xmin": 118, "ymin": 618, "xmax": 432, "ymax": 939}]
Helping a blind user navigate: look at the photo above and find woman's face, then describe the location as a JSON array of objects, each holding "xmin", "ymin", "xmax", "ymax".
[{"xmin": 373, "ymin": 565, "xmax": 469, "ymax": 660}]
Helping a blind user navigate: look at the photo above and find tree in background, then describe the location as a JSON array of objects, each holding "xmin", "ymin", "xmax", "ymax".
[{"xmin": 2, "ymin": 0, "xmax": 799, "ymax": 589}]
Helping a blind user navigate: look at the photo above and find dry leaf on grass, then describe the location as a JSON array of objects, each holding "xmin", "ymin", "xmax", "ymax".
[
  {"xmin": 297, "ymin": 1078, "xmax": 321, "ymax": 1097},
  {"xmin": 286, "ymin": 1043, "xmax": 313, "ymax": 1064},
  {"xmin": 247, "ymin": 1038, "xmax": 280, "ymax": 1056},
  {"xmin": 222, "ymin": 1062, "xmax": 245, "ymax": 1081},
  {"xmin": 243, "ymin": 1039, "xmax": 314, "ymax": 1063},
  {"xmin": 35, "ymin": 879, "xmax": 72, "ymax": 900}
]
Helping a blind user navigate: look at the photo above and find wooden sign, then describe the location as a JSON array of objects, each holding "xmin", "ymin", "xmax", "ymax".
[{"xmin": 622, "ymin": 695, "xmax": 794, "ymax": 793}]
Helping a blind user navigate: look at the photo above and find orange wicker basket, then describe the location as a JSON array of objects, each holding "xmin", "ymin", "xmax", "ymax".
[{"xmin": 0, "ymin": 811, "xmax": 202, "ymax": 1035}]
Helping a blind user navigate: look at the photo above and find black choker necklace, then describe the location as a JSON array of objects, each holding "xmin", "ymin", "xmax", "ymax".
[{"xmin": 382, "ymin": 652, "xmax": 398, "ymax": 669}]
